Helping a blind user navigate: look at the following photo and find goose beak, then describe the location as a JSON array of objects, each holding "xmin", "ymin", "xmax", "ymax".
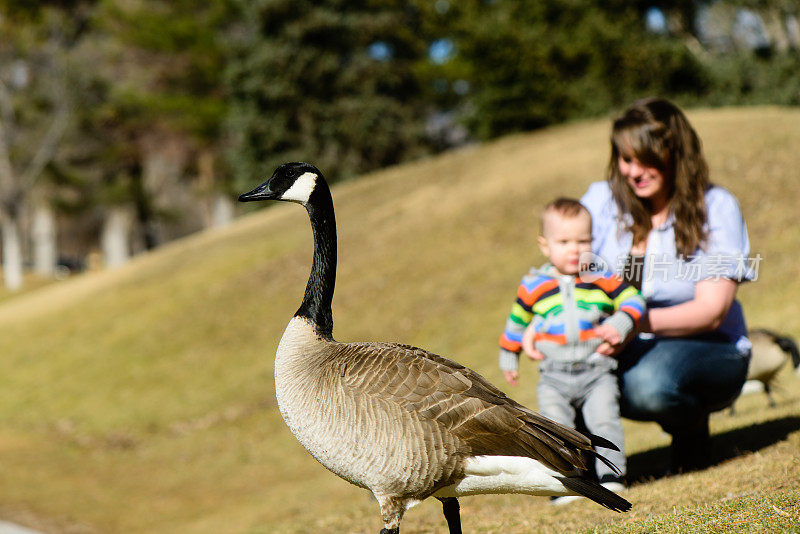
[{"xmin": 238, "ymin": 180, "xmax": 276, "ymax": 202}]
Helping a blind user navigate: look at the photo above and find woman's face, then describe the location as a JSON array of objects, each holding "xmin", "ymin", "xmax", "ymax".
[{"xmin": 618, "ymin": 154, "xmax": 668, "ymax": 204}]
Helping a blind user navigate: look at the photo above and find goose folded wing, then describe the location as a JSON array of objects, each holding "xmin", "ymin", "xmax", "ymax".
[{"xmin": 338, "ymin": 342, "xmax": 598, "ymax": 474}]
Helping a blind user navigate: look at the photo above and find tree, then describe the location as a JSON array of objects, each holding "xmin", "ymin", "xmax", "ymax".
[
  {"xmin": 430, "ymin": 0, "xmax": 710, "ymax": 141},
  {"xmin": 73, "ymin": 0, "xmax": 236, "ymax": 266},
  {"xmin": 225, "ymin": 0, "xmax": 430, "ymax": 187},
  {"xmin": 0, "ymin": 3, "xmax": 77, "ymax": 289}
]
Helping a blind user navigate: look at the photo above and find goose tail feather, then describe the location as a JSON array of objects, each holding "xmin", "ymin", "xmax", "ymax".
[
  {"xmin": 555, "ymin": 477, "xmax": 632, "ymax": 512},
  {"xmin": 592, "ymin": 450, "xmax": 622, "ymax": 477},
  {"xmin": 587, "ymin": 433, "xmax": 619, "ymax": 452},
  {"xmin": 585, "ymin": 433, "xmax": 623, "ymax": 477}
]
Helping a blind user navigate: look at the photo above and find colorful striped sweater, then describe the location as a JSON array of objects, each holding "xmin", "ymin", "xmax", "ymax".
[{"xmin": 499, "ymin": 264, "xmax": 646, "ymax": 371}]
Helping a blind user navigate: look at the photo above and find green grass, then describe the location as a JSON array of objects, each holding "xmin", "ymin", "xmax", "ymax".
[{"xmin": 0, "ymin": 106, "xmax": 798, "ymax": 533}]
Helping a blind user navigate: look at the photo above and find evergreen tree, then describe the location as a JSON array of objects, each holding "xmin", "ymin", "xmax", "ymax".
[
  {"xmin": 437, "ymin": 0, "xmax": 709, "ymax": 140},
  {"xmin": 78, "ymin": 0, "xmax": 236, "ymax": 257},
  {"xmin": 226, "ymin": 0, "xmax": 429, "ymax": 186}
]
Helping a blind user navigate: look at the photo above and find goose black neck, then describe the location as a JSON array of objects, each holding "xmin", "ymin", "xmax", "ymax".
[{"xmin": 297, "ymin": 180, "xmax": 336, "ymax": 339}]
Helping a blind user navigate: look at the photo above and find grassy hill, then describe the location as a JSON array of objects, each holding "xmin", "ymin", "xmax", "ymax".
[{"xmin": 0, "ymin": 107, "xmax": 798, "ymax": 533}]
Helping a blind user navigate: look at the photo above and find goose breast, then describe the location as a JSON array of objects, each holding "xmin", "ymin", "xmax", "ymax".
[{"xmin": 274, "ymin": 317, "xmax": 463, "ymax": 496}]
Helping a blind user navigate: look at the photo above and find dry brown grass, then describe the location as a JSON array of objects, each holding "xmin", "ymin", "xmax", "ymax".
[{"xmin": 0, "ymin": 106, "xmax": 798, "ymax": 533}]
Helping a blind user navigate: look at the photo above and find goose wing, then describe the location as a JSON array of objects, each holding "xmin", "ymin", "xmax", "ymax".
[{"xmin": 337, "ymin": 341, "xmax": 613, "ymax": 475}]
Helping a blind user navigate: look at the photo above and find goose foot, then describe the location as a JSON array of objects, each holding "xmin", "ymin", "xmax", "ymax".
[{"xmin": 438, "ymin": 497, "xmax": 462, "ymax": 534}]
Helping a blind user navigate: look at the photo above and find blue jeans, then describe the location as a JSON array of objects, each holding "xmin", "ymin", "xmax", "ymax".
[{"xmin": 617, "ymin": 336, "xmax": 750, "ymax": 435}]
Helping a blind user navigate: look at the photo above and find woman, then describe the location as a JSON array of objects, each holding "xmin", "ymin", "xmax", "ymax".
[{"xmin": 581, "ymin": 97, "xmax": 753, "ymax": 472}]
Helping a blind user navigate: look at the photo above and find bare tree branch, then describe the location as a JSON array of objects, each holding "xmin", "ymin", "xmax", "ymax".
[
  {"xmin": 20, "ymin": 34, "xmax": 72, "ymax": 191},
  {"xmin": 20, "ymin": 101, "xmax": 69, "ymax": 190},
  {"xmin": 0, "ymin": 80, "xmax": 15, "ymax": 132}
]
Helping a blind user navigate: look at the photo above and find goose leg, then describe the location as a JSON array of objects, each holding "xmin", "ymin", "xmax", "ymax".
[
  {"xmin": 438, "ymin": 497, "xmax": 462, "ymax": 534},
  {"xmin": 765, "ymin": 383, "xmax": 776, "ymax": 407},
  {"xmin": 375, "ymin": 494, "xmax": 403, "ymax": 534}
]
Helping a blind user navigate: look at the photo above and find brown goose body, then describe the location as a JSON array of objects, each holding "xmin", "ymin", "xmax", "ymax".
[
  {"xmin": 738, "ymin": 329, "xmax": 800, "ymax": 407},
  {"xmin": 277, "ymin": 316, "xmax": 612, "ymax": 491},
  {"xmin": 240, "ymin": 163, "xmax": 630, "ymax": 534}
]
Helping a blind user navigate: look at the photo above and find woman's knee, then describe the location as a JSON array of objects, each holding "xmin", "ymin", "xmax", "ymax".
[{"xmin": 621, "ymin": 365, "xmax": 681, "ymax": 416}]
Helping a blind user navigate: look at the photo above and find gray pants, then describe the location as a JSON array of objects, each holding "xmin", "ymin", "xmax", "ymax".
[{"xmin": 537, "ymin": 361, "xmax": 626, "ymax": 480}]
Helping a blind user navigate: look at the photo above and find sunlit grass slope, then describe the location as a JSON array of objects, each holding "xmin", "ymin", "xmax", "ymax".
[{"xmin": 0, "ymin": 107, "xmax": 798, "ymax": 533}]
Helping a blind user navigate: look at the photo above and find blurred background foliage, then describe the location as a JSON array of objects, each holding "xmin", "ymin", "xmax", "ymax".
[{"xmin": 0, "ymin": 0, "xmax": 798, "ymax": 289}]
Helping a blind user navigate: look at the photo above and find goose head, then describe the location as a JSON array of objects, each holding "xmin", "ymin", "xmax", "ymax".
[
  {"xmin": 238, "ymin": 161, "xmax": 337, "ymax": 338},
  {"xmin": 238, "ymin": 162, "xmax": 322, "ymax": 205}
]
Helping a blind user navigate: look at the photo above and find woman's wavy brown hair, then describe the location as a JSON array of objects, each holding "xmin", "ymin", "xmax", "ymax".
[{"xmin": 606, "ymin": 97, "xmax": 709, "ymax": 258}]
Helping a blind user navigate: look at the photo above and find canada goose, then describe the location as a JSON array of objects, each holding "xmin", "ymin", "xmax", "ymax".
[
  {"xmin": 740, "ymin": 329, "xmax": 800, "ymax": 407},
  {"xmin": 239, "ymin": 162, "xmax": 631, "ymax": 534}
]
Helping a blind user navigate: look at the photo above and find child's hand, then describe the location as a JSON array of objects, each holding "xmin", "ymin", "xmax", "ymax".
[
  {"xmin": 503, "ymin": 370, "xmax": 519, "ymax": 387},
  {"xmin": 525, "ymin": 347, "xmax": 545, "ymax": 360},
  {"xmin": 594, "ymin": 323, "xmax": 622, "ymax": 356},
  {"xmin": 522, "ymin": 324, "xmax": 545, "ymax": 361},
  {"xmin": 595, "ymin": 342, "xmax": 615, "ymax": 356},
  {"xmin": 594, "ymin": 323, "xmax": 622, "ymax": 345}
]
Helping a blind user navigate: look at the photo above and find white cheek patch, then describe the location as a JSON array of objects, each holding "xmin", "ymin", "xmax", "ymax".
[{"xmin": 282, "ymin": 172, "xmax": 317, "ymax": 203}]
